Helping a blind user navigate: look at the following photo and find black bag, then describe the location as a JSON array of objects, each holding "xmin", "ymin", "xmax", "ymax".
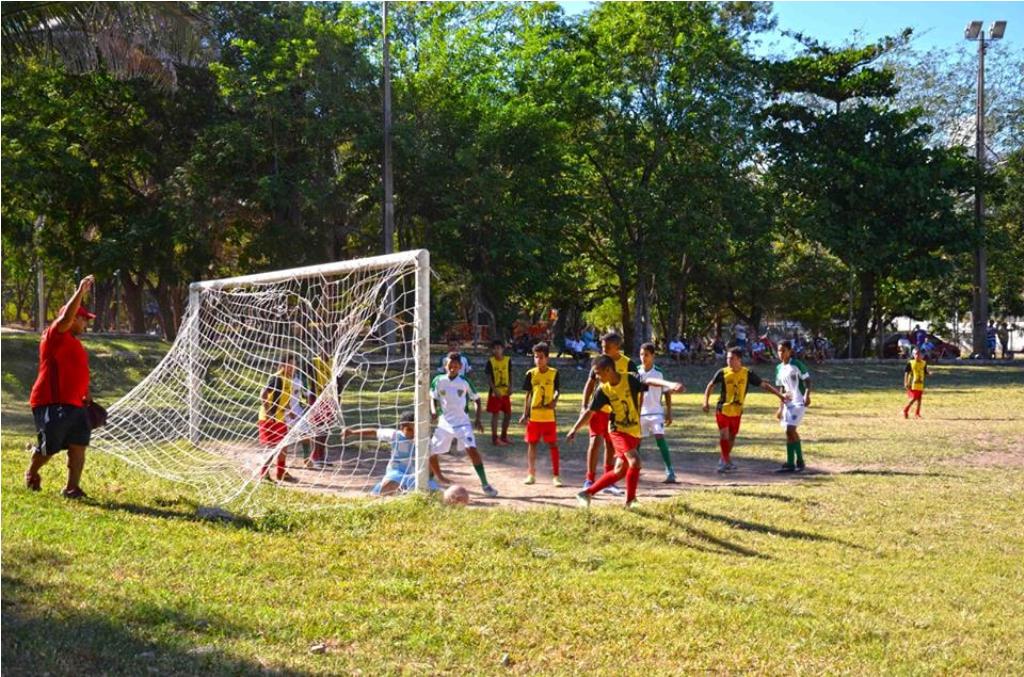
[{"xmin": 86, "ymin": 400, "xmax": 108, "ymax": 429}]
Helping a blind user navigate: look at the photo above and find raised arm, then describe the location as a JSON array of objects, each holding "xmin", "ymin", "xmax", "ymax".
[
  {"xmin": 760, "ymin": 380, "xmax": 788, "ymax": 402},
  {"xmin": 56, "ymin": 275, "xmax": 94, "ymax": 333},
  {"xmin": 342, "ymin": 427, "xmax": 380, "ymax": 440},
  {"xmin": 644, "ymin": 376, "xmax": 684, "ymax": 393}
]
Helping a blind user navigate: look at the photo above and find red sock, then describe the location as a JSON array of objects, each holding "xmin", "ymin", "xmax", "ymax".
[
  {"xmin": 549, "ymin": 445, "xmax": 560, "ymax": 476},
  {"xmin": 604, "ymin": 463, "xmax": 614, "ymax": 474},
  {"xmin": 586, "ymin": 471, "xmax": 596, "ymax": 482},
  {"xmin": 625, "ymin": 465, "xmax": 640, "ymax": 502},
  {"xmin": 276, "ymin": 453, "xmax": 287, "ymax": 479},
  {"xmin": 718, "ymin": 438, "xmax": 731, "ymax": 463},
  {"xmin": 587, "ymin": 468, "xmax": 625, "ymax": 495}
]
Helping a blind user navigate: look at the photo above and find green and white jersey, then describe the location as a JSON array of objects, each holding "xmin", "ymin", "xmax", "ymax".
[
  {"xmin": 638, "ymin": 365, "xmax": 665, "ymax": 416},
  {"xmin": 775, "ymin": 359, "xmax": 810, "ymax": 405},
  {"xmin": 430, "ymin": 374, "xmax": 479, "ymax": 427}
]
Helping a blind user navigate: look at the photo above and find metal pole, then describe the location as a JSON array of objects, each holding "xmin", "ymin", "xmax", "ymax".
[
  {"xmin": 34, "ymin": 215, "xmax": 46, "ymax": 332},
  {"xmin": 413, "ymin": 250, "xmax": 431, "ymax": 492},
  {"xmin": 972, "ymin": 36, "xmax": 989, "ymax": 357},
  {"xmin": 382, "ymin": 0, "xmax": 394, "ymax": 255}
]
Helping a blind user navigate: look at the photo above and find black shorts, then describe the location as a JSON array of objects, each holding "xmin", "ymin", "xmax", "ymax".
[{"xmin": 32, "ymin": 404, "xmax": 91, "ymax": 456}]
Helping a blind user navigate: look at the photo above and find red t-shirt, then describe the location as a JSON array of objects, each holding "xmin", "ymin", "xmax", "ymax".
[{"xmin": 29, "ymin": 322, "xmax": 90, "ymax": 408}]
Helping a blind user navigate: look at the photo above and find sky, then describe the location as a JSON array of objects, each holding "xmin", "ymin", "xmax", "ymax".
[{"xmin": 559, "ymin": 1, "xmax": 1024, "ymax": 56}]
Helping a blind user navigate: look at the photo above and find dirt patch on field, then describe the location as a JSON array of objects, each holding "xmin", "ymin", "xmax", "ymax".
[
  {"xmin": 948, "ymin": 432, "xmax": 1024, "ymax": 468},
  {"xmin": 433, "ymin": 443, "xmax": 833, "ymax": 510}
]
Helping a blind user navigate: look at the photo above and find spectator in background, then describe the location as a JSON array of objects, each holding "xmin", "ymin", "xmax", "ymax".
[
  {"xmin": 712, "ymin": 335, "xmax": 726, "ymax": 361},
  {"xmin": 792, "ymin": 331, "xmax": 806, "ymax": 357},
  {"xmin": 985, "ymin": 321, "xmax": 998, "ymax": 359},
  {"xmin": 998, "ymin": 322, "xmax": 1010, "ymax": 359},
  {"xmin": 668, "ymin": 337, "xmax": 688, "ymax": 363},
  {"xmin": 581, "ymin": 327, "xmax": 598, "ymax": 352},
  {"xmin": 898, "ymin": 333, "xmax": 913, "ymax": 359},
  {"xmin": 733, "ymin": 322, "xmax": 748, "ymax": 353},
  {"xmin": 913, "ymin": 324, "xmax": 927, "ymax": 348},
  {"xmin": 921, "ymin": 336, "xmax": 936, "ymax": 360},
  {"xmin": 438, "ymin": 338, "xmax": 472, "ymax": 374},
  {"xmin": 751, "ymin": 338, "xmax": 769, "ymax": 364},
  {"xmin": 26, "ymin": 275, "xmax": 96, "ymax": 498}
]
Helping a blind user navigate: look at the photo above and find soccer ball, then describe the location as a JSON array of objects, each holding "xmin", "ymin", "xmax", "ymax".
[{"xmin": 443, "ymin": 484, "xmax": 470, "ymax": 506}]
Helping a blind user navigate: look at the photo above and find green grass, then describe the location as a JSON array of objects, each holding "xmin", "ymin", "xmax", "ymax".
[{"xmin": 3, "ymin": 334, "xmax": 1024, "ymax": 674}]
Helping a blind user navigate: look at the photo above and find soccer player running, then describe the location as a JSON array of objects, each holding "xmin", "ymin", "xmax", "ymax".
[
  {"xmin": 774, "ymin": 340, "xmax": 812, "ymax": 473},
  {"xmin": 568, "ymin": 356, "xmax": 684, "ymax": 509},
  {"xmin": 580, "ymin": 332, "xmax": 638, "ymax": 495},
  {"xmin": 429, "ymin": 353, "xmax": 499, "ymax": 497},
  {"xmin": 903, "ymin": 346, "xmax": 929, "ymax": 418},
  {"xmin": 485, "ymin": 340, "xmax": 513, "ymax": 446},
  {"xmin": 519, "ymin": 342, "xmax": 563, "ymax": 486},
  {"xmin": 702, "ymin": 348, "xmax": 789, "ymax": 473},
  {"xmin": 638, "ymin": 342, "xmax": 681, "ymax": 483}
]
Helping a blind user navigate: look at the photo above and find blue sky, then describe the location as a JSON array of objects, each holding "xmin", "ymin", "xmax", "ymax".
[{"xmin": 559, "ymin": 1, "xmax": 1024, "ymax": 55}]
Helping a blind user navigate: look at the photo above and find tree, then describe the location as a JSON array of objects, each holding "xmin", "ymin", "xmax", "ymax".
[{"xmin": 765, "ymin": 33, "xmax": 978, "ymax": 356}]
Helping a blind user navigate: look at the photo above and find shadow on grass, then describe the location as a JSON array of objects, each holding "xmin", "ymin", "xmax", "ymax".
[
  {"xmin": 91, "ymin": 498, "xmax": 258, "ymax": 530},
  {"xmin": 590, "ymin": 509, "xmax": 768, "ymax": 559},
  {"xmin": 723, "ymin": 489, "xmax": 802, "ymax": 504},
  {"xmin": 2, "ymin": 567, "xmax": 295, "ymax": 677},
  {"xmin": 838, "ymin": 469, "xmax": 957, "ymax": 478},
  {"xmin": 669, "ymin": 503, "xmax": 864, "ymax": 550}
]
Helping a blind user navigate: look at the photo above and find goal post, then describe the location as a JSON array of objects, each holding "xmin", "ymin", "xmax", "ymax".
[{"xmin": 93, "ymin": 249, "xmax": 432, "ymax": 508}]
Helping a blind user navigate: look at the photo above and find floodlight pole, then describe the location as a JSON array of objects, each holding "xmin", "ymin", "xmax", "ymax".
[
  {"xmin": 965, "ymin": 21, "xmax": 1006, "ymax": 357},
  {"xmin": 382, "ymin": 0, "xmax": 394, "ymax": 255},
  {"xmin": 971, "ymin": 31, "xmax": 988, "ymax": 357}
]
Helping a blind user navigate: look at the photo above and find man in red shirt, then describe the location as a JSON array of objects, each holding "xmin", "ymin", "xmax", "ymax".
[{"xmin": 26, "ymin": 275, "xmax": 95, "ymax": 498}]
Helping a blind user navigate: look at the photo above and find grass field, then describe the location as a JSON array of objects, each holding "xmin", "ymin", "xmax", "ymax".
[{"xmin": 3, "ymin": 333, "xmax": 1024, "ymax": 674}]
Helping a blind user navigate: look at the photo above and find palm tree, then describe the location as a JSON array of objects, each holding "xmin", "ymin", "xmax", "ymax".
[{"xmin": 1, "ymin": 1, "xmax": 214, "ymax": 88}]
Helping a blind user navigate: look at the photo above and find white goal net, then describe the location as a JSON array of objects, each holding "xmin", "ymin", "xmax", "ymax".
[{"xmin": 91, "ymin": 250, "xmax": 431, "ymax": 509}]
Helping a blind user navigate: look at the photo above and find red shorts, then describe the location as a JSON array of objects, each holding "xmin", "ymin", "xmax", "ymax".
[
  {"xmin": 907, "ymin": 389, "xmax": 923, "ymax": 399},
  {"xmin": 258, "ymin": 418, "xmax": 288, "ymax": 446},
  {"xmin": 525, "ymin": 420, "xmax": 558, "ymax": 444},
  {"xmin": 589, "ymin": 410, "xmax": 612, "ymax": 439},
  {"xmin": 715, "ymin": 411, "xmax": 742, "ymax": 437},
  {"xmin": 487, "ymin": 394, "xmax": 512, "ymax": 414},
  {"xmin": 609, "ymin": 431, "xmax": 641, "ymax": 459}
]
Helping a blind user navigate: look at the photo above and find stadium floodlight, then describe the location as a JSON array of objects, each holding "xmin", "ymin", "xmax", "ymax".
[
  {"xmin": 965, "ymin": 20, "xmax": 983, "ymax": 39},
  {"xmin": 990, "ymin": 21, "xmax": 1007, "ymax": 40}
]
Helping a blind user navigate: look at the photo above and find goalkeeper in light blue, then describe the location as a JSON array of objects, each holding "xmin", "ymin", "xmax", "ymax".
[{"xmin": 343, "ymin": 412, "xmax": 438, "ymax": 495}]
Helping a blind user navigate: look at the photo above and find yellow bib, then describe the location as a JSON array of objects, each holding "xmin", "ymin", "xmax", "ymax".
[
  {"xmin": 489, "ymin": 356, "xmax": 511, "ymax": 396},
  {"xmin": 526, "ymin": 367, "xmax": 558, "ymax": 422},
  {"xmin": 599, "ymin": 375, "xmax": 642, "ymax": 438},
  {"xmin": 258, "ymin": 370, "xmax": 293, "ymax": 422}
]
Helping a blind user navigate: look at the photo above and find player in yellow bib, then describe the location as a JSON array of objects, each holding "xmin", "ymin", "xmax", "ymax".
[
  {"xmin": 257, "ymin": 354, "xmax": 298, "ymax": 482},
  {"xmin": 568, "ymin": 355, "xmax": 683, "ymax": 509},
  {"xmin": 702, "ymin": 347, "xmax": 788, "ymax": 473},
  {"xmin": 903, "ymin": 346, "xmax": 930, "ymax": 418},
  {"xmin": 580, "ymin": 332, "xmax": 638, "ymax": 496},
  {"xmin": 485, "ymin": 340, "xmax": 513, "ymax": 446}
]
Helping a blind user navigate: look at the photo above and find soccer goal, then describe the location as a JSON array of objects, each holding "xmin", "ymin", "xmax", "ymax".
[{"xmin": 91, "ymin": 249, "xmax": 431, "ymax": 509}]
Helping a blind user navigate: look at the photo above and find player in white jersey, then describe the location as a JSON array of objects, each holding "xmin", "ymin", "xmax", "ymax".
[
  {"xmin": 429, "ymin": 352, "xmax": 498, "ymax": 497},
  {"xmin": 638, "ymin": 342, "xmax": 681, "ymax": 483},
  {"xmin": 774, "ymin": 340, "xmax": 812, "ymax": 472}
]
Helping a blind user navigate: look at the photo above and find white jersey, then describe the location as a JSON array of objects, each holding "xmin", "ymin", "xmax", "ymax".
[
  {"xmin": 775, "ymin": 361, "xmax": 809, "ymax": 406},
  {"xmin": 430, "ymin": 374, "xmax": 479, "ymax": 427},
  {"xmin": 638, "ymin": 365, "xmax": 665, "ymax": 416}
]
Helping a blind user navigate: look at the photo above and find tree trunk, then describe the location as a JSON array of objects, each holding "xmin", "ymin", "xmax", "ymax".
[
  {"xmin": 852, "ymin": 270, "xmax": 876, "ymax": 358},
  {"xmin": 150, "ymin": 279, "xmax": 178, "ymax": 342},
  {"xmin": 617, "ymin": 274, "xmax": 634, "ymax": 353},
  {"xmin": 121, "ymin": 273, "xmax": 148, "ymax": 334},
  {"xmin": 633, "ymin": 273, "xmax": 649, "ymax": 348}
]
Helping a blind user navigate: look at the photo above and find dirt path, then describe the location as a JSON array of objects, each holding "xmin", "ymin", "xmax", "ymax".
[{"xmin": 433, "ymin": 443, "xmax": 834, "ymax": 509}]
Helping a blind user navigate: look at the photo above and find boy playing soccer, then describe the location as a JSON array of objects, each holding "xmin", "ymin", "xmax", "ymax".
[
  {"xmin": 429, "ymin": 352, "xmax": 499, "ymax": 497},
  {"xmin": 638, "ymin": 342, "xmax": 681, "ymax": 483},
  {"xmin": 343, "ymin": 412, "xmax": 439, "ymax": 495},
  {"xmin": 580, "ymin": 332, "xmax": 638, "ymax": 495},
  {"xmin": 774, "ymin": 340, "xmax": 812, "ymax": 472},
  {"xmin": 903, "ymin": 347, "xmax": 929, "ymax": 418},
  {"xmin": 519, "ymin": 342, "xmax": 562, "ymax": 486},
  {"xmin": 702, "ymin": 348, "xmax": 789, "ymax": 473},
  {"xmin": 485, "ymin": 340, "xmax": 513, "ymax": 446},
  {"xmin": 258, "ymin": 354, "xmax": 299, "ymax": 482},
  {"xmin": 568, "ymin": 355, "xmax": 683, "ymax": 508}
]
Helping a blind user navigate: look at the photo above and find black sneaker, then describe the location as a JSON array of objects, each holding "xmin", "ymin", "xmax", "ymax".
[
  {"xmin": 61, "ymin": 487, "xmax": 88, "ymax": 500},
  {"xmin": 775, "ymin": 464, "xmax": 796, "ymax": 473},
  {"xmin": 795, "ymin": 461, "xmax": 806, "ymax": 473}
]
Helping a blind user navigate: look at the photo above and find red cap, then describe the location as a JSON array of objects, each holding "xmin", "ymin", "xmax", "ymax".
[{"xmin": 76, "ymin": 306, "xmax": 96, "ymax": 320}]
